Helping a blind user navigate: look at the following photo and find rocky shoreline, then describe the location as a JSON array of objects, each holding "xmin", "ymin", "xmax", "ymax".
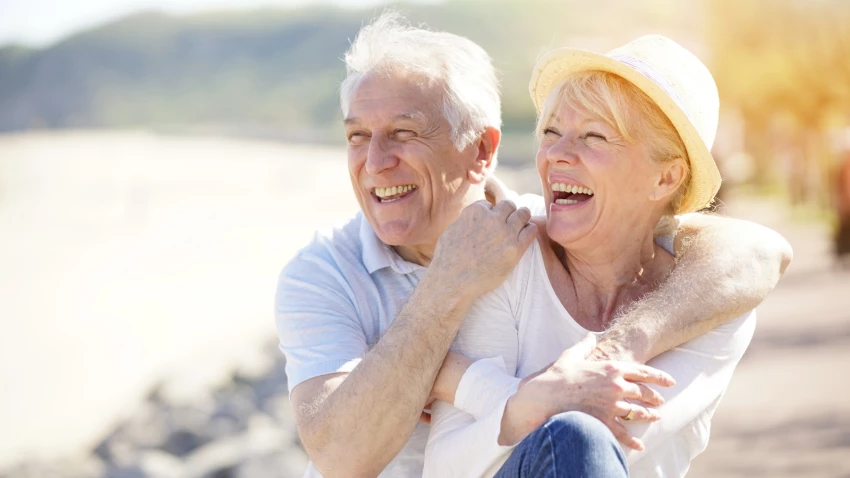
[{"xmin": 4, "ymin": 341, "xmax": 308, "ymax": 478}]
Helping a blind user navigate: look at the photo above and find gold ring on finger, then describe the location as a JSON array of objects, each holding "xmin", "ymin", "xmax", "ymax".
[{"xmin": 621, "ymin": 409, "xmax": 636, "ymax": 421}]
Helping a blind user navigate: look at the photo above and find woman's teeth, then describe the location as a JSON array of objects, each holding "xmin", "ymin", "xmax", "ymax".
[
  {"xmin": 550, "ymin": 183, "xmax": 594, "ymax": 195},
  {"xmin": 375, "ymin": 184, "xmax": 417, "ymax": 201},
  {"xmin": 551, "ymin": 183, "xmax": 594, "ymax": 205}
]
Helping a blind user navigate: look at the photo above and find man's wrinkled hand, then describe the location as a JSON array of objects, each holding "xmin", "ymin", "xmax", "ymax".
[{"xmin": 431, "ymin": 200, "xmax": 537, "ymax": 299}]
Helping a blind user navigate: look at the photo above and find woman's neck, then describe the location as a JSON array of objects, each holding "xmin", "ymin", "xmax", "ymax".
[{"xmin": 545, "ymin": 229, "xmax": 674, "ymax": 332}]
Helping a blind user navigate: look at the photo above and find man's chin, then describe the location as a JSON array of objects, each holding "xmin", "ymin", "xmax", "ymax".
[{"xmin": 373, "ymin": 219, "xmax": 416, "ymax": 246}]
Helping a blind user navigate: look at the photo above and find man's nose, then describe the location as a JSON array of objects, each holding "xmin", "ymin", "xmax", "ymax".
[{"xmin": 365, "ymin": 134, "xmax": 399, "ymax": 175}]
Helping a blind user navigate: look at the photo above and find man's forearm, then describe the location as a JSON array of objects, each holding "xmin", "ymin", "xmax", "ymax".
[
  {"xmin": 300, "ymin": 271, "xmax": 473, "ymax": 477},
  {"xmin": 598, "ymin": 214, "xmax": 792, "ymax": 364}
]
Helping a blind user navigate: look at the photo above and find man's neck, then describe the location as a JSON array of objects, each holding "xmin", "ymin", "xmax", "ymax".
[
  {"xmin": 389, "ymin": 186, "xmax": 492, "ymax": 267},
  {"xmin": 394, "ymin": 244, "xmax": 437, "ymax": 267}
]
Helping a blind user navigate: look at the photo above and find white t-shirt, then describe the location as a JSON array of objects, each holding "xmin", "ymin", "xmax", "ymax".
[
  {"xmin": 423, "ymin": 239, "xmax": 757, "ymax": 478},
  {"xmin": 275, "ymin": 179, "xmax": 544, "ymax": 478}
]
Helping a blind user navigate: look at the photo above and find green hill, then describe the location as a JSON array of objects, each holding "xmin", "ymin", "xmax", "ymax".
[{"xmin": 0, "ymin": 1, "xmax": 702, "ymax": 158}]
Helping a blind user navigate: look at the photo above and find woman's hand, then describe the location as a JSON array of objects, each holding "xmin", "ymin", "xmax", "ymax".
[{"xmin": 501, "ymin": 334, "xmax": 675, "ymax": 450}]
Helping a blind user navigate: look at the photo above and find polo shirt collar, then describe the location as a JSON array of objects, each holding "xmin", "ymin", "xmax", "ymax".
[{"xmin": 359, "ymin": 213, "xmax": 423, "ymax": 275}]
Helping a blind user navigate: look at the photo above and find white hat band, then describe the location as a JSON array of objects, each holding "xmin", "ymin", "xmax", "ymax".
[{"xmin": 610, "ymin": 53, "xmax": 692, "ymax": 124}]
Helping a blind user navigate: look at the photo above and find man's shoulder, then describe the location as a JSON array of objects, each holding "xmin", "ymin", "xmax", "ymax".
[{"xmin": 280, "ymin": 213, "xmax": 368, "ymax": 284}]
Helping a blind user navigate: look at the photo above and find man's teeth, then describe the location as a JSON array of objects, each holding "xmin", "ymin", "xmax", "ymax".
[
  {"xmin": 375, "ymin": 184, "xmax": 417, "ymax": 198},
  {"xmin": 551, "ymin": 183, "xmax": 594, "ymax": 195}
]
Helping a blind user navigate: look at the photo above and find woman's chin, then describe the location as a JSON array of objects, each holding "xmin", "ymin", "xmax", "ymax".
[{"xmin": 545, "ymin": 218, "xmax": 592, "ymax": 247}]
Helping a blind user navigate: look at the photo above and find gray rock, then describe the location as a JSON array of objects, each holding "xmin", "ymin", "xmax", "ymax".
[
  {"xmin": 100, "ymin": 465, "xmax": 146, "ymax": 478},
  {"xmin": 137, "ymin": 450, "xmax": 185, "ymax": 478},
  {"xmin": 161, "ymin": 428, "xmax": 209, "ymax": 457},
  {"xmin": 7, "ymin": 339, "xmax": 310, "ymax": 478}
]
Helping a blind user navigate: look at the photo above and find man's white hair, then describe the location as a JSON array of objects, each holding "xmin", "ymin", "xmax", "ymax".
[{"xmin": 340, "ymin": 12, "xmax": 502, "ymax": 152}]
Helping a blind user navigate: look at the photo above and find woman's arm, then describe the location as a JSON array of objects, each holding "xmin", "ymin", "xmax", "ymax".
[
  {"xmin": 423, "ymin": 243, "xmax": 530, "ymax": 478},
  {"xmin": 423, "ymin": 317, "xmax": 521, "ymax": 476},
  {"xmin": 429, "ymin": 311, "xmax": 755, "ymax": 478},
  {"xmin": 424, "ymin": 358, "xmax": 523, "ymax": 478},
  {"xmin": 425, "ymin": 338, "xmax": 674, "ymax": 478}
]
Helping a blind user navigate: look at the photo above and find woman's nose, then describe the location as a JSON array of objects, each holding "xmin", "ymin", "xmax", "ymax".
[{"xmin": 546, "ymin": 137, "xmax": 580, "ymax": 165}]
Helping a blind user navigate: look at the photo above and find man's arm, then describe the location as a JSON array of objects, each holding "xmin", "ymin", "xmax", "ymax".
[
  {"xmin": 594, "ymin": 213, "xmax": 792, "ymax": 363},
  {"xmin": 288, "ymin": 201, "xmax": 536, "ymax": 478}
]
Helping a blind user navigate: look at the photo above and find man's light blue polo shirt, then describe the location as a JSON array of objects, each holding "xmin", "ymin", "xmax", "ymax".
[{"xmin": 275, "ymin": 184, "xmax": 543, "ymax": 478}]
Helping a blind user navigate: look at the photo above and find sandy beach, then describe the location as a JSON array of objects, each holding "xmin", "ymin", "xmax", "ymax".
[
  {"xmin": 0, "ymin": 131, "xmax": 357, "ymax": 468},
  {"xmin": 0, "ymin": 131, "xmax": 847, "ymax": 476}
]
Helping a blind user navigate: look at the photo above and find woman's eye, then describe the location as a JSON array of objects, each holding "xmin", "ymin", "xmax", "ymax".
[
  {"xmin": 582, "ymin": 132, "xmax": 607, "ymax": 141},
  {"xmin": 543, "ymin": 128, "xmax": 561, "ymax": 137}
]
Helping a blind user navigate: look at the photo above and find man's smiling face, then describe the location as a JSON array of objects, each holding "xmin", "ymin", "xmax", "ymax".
[{"xmin": 344, "ymin": 73, "xmax": 479, "ymax": 250}]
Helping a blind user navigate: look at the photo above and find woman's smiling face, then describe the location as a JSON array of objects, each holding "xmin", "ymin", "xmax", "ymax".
[{"xmin": 536, "ymin": 97, "xmax": 670, "ymax": 249}]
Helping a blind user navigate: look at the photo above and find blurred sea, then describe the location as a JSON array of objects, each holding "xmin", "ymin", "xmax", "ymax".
[{"xmin": 0, "ymin": 131, "xmax": 358, "ymax": 472}]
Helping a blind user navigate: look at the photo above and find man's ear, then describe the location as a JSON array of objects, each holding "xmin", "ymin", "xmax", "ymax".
[
  {"xmin": 467, "ymin": 127, "xmax": 501, "ymax": 184},
  {"xmin": 649, "ymin": 158, "xmax": 686, "ymax": 203}
]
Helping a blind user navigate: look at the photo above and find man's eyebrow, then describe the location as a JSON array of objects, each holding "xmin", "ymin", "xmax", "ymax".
[
  {"xmin": 394, "ymin": 112, "xmax": 424, "ymax": 121},
  {"xmin": 344, "ymin": 113, "xmax": 425, "ymax": 126}
]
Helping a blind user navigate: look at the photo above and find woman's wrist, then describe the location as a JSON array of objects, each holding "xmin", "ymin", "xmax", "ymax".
[
  {"xmin": 432, "ymin": 351, "xmax": 473, "ymax": 404},
  {"xmin": 499, "ymin": 387, "xmax": 550, "ymax": 446}
]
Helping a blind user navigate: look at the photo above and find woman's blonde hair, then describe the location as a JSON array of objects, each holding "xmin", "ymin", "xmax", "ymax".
[{"xmin": 536, "ymin": 71, "xmax": 690, "ymax": 225}]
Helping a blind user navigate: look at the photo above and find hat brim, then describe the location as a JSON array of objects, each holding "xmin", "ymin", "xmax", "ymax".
[{"xmin": 529, "ymin": 48, "xmax": 721, "ymax": 214}]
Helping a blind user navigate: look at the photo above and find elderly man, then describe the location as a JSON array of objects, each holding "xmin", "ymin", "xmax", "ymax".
[{"xmin": 276, "ymin": 13, "xmax": 791, "ymax": 478}]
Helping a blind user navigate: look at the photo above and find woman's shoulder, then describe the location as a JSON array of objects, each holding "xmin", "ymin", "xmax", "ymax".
[{"xmin": 462, "ymin": 236, "xmax": 544, "ymax": 321}]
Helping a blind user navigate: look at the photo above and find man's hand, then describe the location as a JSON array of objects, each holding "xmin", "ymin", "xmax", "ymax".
[
  {"xmin": 501, "ymin": 334, "xmax": 675, "ymax": 451},
  {"xmin": 587, "ymin": 336, "xmax": 634, "ymax": 363},
  {"xmin": 430, "ymin": 200, "xmax": 537, "ymax": 301}
]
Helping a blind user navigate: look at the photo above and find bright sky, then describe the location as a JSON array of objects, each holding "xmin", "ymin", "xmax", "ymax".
[{"xmin": 0, "ymin": 0, "xmax": 441, "ymax": 47}]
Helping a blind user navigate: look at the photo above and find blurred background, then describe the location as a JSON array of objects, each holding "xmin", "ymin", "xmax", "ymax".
[{"xmin": 0, "ymin": 0, "xmax": 849, "ymax": 477}]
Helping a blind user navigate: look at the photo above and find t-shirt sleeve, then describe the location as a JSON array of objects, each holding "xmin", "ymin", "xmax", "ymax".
[
  {"xmin": 275, "ymin": 247, "xmax": 368, "ymax": 395},
  {"xmin": 422, "ymin": 244, "xmax": 538, "ymax": 478},
  {"xmin": 624, "ymin": 310, "xmax": 757, "ymax": 469}
]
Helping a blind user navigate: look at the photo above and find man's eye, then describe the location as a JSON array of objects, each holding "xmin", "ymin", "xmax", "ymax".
[
  {"xmin": 347, "ymin": 132, "xmax": 368, "ymax": 145},
  {"xmin": 393, "ymin": 129, "xmax": 416, "ymax": 139}
]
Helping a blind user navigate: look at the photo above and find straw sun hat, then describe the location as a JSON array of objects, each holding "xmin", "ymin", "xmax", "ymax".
[{"xmin": 529, "ymin": 35, "xmax": 721, "ymax": 214}]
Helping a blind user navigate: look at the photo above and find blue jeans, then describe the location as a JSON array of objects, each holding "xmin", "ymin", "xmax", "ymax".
[{"xmin": 494, "ymin": 411, "xmax": 629, "ymax": 478}]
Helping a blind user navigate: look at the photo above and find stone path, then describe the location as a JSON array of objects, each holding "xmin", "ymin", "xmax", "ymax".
[{"xmin": 687, "ymin": 195, "xmax": 850, "ymax": 478}]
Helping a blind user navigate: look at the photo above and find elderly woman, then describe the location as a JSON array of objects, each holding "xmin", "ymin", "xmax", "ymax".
[{"xmin": 422, "ymin": 36, "xmax": 765, "ymax": 478}]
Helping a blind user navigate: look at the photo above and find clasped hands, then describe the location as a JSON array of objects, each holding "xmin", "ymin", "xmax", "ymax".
[
  {"xmin": 498, "ymin": 333, "xmax": 674, "ymax": 451},
  {"xmin": 426, "ymin": 334, "xmax": 674, "ymax": 452}
]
